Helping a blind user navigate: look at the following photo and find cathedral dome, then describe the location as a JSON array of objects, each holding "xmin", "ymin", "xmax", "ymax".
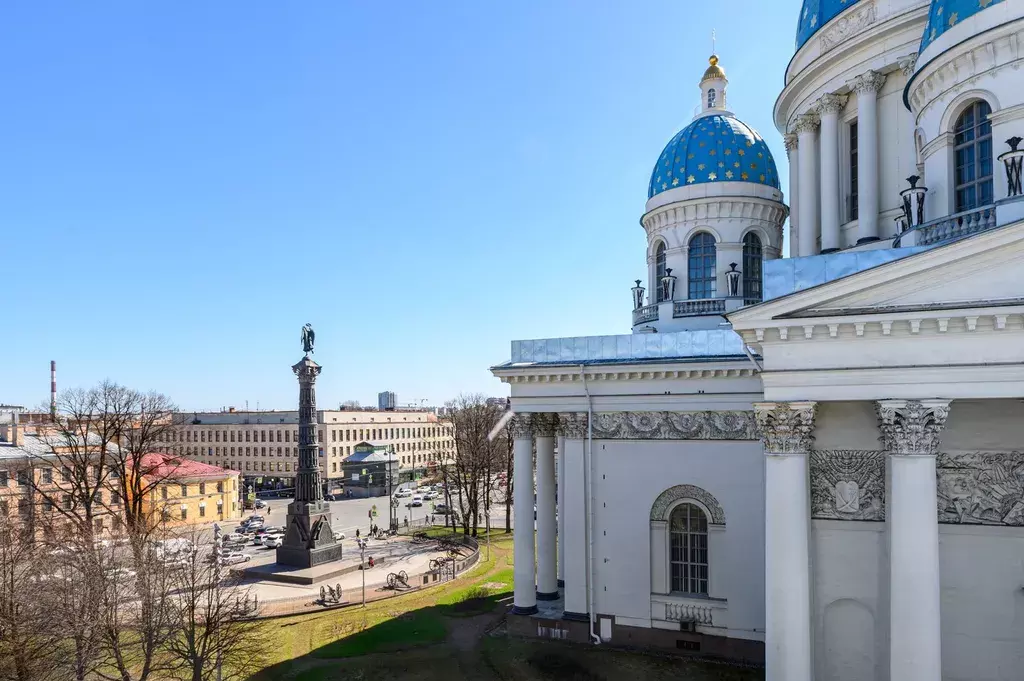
[
  {"xmin": 795, "ymin": 0, "xmax": 867, "ymax": 50},
  {"xmin": 648, "ymin": 113, "xmax": 780, "ymax": 198},
  {"xmin": 919, "ymin": 0, "xmax": 1007, "ymax": 53}
]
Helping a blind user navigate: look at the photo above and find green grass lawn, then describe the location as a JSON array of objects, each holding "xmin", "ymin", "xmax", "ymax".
[{"xmin": 250, "ymin": 529, "xmax": 763, "ymax": 681}]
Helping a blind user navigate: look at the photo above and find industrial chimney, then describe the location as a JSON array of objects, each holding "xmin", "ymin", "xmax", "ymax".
[{"xmin": 50, "ymin": 360, "xmax": 56, "ymax": 421}]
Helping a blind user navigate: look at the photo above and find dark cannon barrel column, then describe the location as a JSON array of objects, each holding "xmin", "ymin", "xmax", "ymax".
[{"xmin": 277, "ymin": 325, "xmax": 343, "ymax": 568}]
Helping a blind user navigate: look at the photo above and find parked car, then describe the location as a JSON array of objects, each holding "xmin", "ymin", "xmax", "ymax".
[
  {"xmin": 222, "ymin": 533, "xmax": 247, "ymax": 545},
  {"xmin": 221, "ymin": 552, "xmax": 251, "ymax": 565},
  {"xmin": 254, "ymin": 499, "xmax": 268, "ymax": 509},
  {"xmin": 394, "ymin": 489, "xmax": 412, "ymax": 498},
  {"xmin": 333, "ymin": 530, "xmax": 346, "ymax": 541},
  {"xmin": 262, "ymin": 535, "xmax": 283, "ymax": 548}
]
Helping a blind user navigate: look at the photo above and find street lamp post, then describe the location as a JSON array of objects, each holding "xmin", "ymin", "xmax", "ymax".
[{"xmin": 358, "ymin": 538, "xmax": 367, "ymax": 606}]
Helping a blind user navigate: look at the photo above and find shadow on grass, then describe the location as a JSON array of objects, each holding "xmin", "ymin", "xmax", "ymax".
[{"xmin": 250, "ymin": 590, "xmax": 510, "ymax": 681}]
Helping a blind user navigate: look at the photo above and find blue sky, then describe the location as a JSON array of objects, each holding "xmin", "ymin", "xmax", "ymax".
[{"xmin": 1, "ymin": 1, "xmax": 798, "ymax": 411}]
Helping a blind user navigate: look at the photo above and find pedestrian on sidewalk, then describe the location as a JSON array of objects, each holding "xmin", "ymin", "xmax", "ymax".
[{"xmin": 356, "ymin": 528, "xmax": 360, "ymax": 539}]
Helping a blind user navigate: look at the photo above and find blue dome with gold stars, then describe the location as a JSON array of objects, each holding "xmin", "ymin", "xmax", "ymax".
[
  {"xmin": 648, "ymin": 113, "xmax": 780, "ymax": 198},
  {"xmin": 796, "ymin": 0, "xmax": 867, "ymax": 50},
  {"xmin": 920, "ymin": 0, "xmax": 1006, "ymax": 52}
]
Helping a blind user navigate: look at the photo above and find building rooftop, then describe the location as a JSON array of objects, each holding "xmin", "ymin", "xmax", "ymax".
[
  {"xmin": 139, "ymin": 452, "xmax": 235, "ymax": 481},
  {"xmin": 763, "ymin": 246, "xmax": 931, "ymax": 301}
]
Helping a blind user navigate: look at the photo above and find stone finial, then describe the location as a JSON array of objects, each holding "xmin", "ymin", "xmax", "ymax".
[
  {"xmin": 556, "ymin": 412, "xmax": 588, "ymax": 439},
  {"xmin": 851, "ymin": 70, "xmax": 887, "ymax": 95},
  {"xmin": 815, "ymin": 93, "xmax": 848, "ymax": 116},
  {"xmin": 876, "ymin": 400, "xmax": 950, "ymax": 456},
  {"xmin": 754, "ymin": 402, "xmax": 817, "ymax": 454},
  {"xmin": 792, "ymin": 113, "xmax": 820, "ymax": 135}
]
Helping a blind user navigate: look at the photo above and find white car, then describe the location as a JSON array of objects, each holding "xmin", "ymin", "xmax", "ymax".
[
  {"xmin": 262, "ymin": 535, "xmax": 283, "ymax": 548},
  {"xmin": 409, "ymin": 496, "xmax": 423, "ymax": 507},
  {"xmin": 220, "ymin": 552, "xmax": 251, "ymax": 565},
  {"xmin": 394, "ymin": 489, "xmax": 412, "ymax": 498}
]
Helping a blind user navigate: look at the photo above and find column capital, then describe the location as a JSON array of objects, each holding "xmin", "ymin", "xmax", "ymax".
[
  {"xmin": 851, "ymin": 70, "xmax": 886, "ymax": 95},
  {"xmin": 508, "ymin": 413, "xmax": 536, "ymax": 440},
  {"xmin": 754, "ymin": 401, "xmax": 817, "ymax": 455},
  {"xmin": 784, "ymin": 133, "xmax": 798, "ymax": 154},
  {"xmin": 532, "ymin": 413, "xmax": 557, "ymax": 438},
  {"xmin": 814, "ymin": 92, "xmax": 848, "ymax": 116},
  {"xmin": 792, "ymin": 113, "xmax": 820, "ymax": 135},
  {"xmin": 876, "ymin": 399, "xmax": 951, "ymax": 456},
  {"xmin": 556, "ymin": 412, "xmax": 588, "ymax": 439}
]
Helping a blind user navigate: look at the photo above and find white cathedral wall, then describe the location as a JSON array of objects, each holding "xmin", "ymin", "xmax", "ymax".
[
  {"xmin": 808, "ymin": 399, "xmax": 1024, "ymax": 681},
  {"xmin": 589, "ymin": 438, "xmax": 765, "ymax": 639}
]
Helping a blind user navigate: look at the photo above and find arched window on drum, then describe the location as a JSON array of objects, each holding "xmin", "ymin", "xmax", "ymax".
[{"xmin": 742, "ymin": 232, "xmax": 763, "ymax": 302}]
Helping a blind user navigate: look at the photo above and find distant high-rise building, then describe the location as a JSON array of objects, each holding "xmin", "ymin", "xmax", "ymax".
[{"xmin": 378, "ymin": 391, "xmax": 397, "ymax": 411}]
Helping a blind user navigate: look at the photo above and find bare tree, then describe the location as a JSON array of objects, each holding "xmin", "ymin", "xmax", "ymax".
[
  {"xmin": 0, "ymin": 514, "xmax": 63, "ymax": 681},
  {"xmin": 165, "ymin": 530, "xmax": 266, "ymax": 681},
  {"xmin": 502, "ymin": 423, "xmax": 513, "ymax": 533},
  {"xmin": 443, "ymin": 395, "xmax": 505, "ymax": 537}
]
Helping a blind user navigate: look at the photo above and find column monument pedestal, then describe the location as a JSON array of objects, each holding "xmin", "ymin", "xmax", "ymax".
[{"xmin": 277, "ymin": 325, "xmax": 343, "ymax": 568}]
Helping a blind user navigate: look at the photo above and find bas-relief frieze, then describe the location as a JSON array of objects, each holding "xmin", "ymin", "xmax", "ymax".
[
  {"xmin": 589, "ymin": 411, "xmax": 757, "ymax": 441},
  {"xmin": 810, "ymin": 450, "xmax": 886, "ymax": 521},
  {"xmin": 937, "ymin": 451, "xmax": 1024, "ymax": 526}
]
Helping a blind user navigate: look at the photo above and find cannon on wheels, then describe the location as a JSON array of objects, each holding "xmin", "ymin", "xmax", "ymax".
[
  {"xmin": 318, "ymin": 583, "xmax": 343, "ymax": 605},
  {"xmin": 385, "ymin": 570, "xmax": 410, "ymax": 590}
]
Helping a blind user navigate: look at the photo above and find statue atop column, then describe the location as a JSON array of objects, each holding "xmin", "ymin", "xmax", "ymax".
[{"xmin": 301, "ymin": 323, "xmax": 315, "ymax": 354}]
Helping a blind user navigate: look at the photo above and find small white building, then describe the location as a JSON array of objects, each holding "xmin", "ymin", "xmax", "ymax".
[{"xmin": 491, "ymin": 2, "xmax": 1024, "ymax": 680}]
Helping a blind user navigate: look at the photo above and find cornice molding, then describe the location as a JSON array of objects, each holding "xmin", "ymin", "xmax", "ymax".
[
  {"xmin": 641, "ymin": 195, "xmax": 789, "ymax": 235},
  {"xmin": 908, "ymin": 26, "xmax": 1023, "ymax": 118},
  {"xmin": 493, "ymin": 365, "xmax": 759, "ymax": 384}
]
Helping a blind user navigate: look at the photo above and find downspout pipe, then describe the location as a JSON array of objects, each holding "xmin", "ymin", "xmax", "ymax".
[{"xmin": 580, "ymin": 365, "xmax": 601, "ymax": 645}]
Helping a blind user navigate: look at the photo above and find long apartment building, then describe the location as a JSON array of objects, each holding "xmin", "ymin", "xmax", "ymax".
[{"xmin": 167, "ymin": 408, "xmax": 455, "ymax": 487}]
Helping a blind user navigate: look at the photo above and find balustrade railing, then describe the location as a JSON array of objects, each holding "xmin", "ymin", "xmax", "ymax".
[
  {"xmin": 895, "ymin": 204, "xmax": 997, "ymax": 247},
  {"xmin": 743, "ymin": 297, "xmax": 762, "ymax": 307},
  {"xmin": 665, "ymin": 601, "xmax": 714, "ymax": 625},
  {"xmin": 632, "ymin": 304, "xmax": 658, "ymax": 325},
  {"xmin": 673, "ymin": 299, "xmax": 726, "ymax": 318}
]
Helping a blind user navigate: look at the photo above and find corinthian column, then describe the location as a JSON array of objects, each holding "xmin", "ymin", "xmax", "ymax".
[
  {"xmin": 877, "ymin": 399, "xmax": 950, "ymax": 681},
  {"xmin": 785, "ymin": 133, "xmax": 800, "ymax": 258},
  {"xmin": 755, "ymin": 401, "xmax": 817, "ymax": 681},
  {"xmin": 509, "ymin": 414, "xmax": 538, "ymax": 615},
  {"xmin": 852, "ymin": 70, "xmax": 887, "ymax": 244},
  {"xmin": 816, "ymin": 93, "xmax": 848, "ymax": 253},
  {"xmin": 557, "ymin": 412, "xmax": 589, "ymax": 621},
  {"xmin": 534, "ymin": 414, "xmax": 559, "ymax": 600},
  {"xmin": 794, "ymin": 114, "xmax": 820, "ymax": 256}
]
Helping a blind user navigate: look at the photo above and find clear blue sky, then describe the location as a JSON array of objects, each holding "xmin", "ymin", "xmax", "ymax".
[{"xmin": 1, "ymin": 1, "xmax": 798, "ymax": 411}]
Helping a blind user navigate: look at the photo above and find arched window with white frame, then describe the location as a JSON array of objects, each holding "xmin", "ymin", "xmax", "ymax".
[
  {"xmin": 707, "ymin": 88, "xmax": 716, "ymax": 109},
  {"xmin": 954, "ymin": 100, "xmax": 993, "ymax": 212},
  {"xmin": 742, "ymin": 232, "xmax": 763, "ymax": 302},
  {"xmin": 654, "ymin": 241, "xmax": 668, "ymax": 302},
  {"xmin": 687, "ymin": 232, "xmax": 716, "ymax": 299},
  {"xmin": 670, "ymin": 502, "xmax": 709, "ymax": 594}
]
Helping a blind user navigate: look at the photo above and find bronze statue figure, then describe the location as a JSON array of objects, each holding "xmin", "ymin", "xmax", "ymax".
[{"xmin": 301, "ymin": 323, "xmax": 315, "ymax": 354}]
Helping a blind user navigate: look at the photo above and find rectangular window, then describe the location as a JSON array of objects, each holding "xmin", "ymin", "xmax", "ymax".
[
  {"xmin": 95, "ymin": 518, "xmax": 104, "ymax": 533},
  {"xmin": 199, "ymin": 483, "xmax": 206, "ymax": 495},
  {"xmin": 0, "ymin": 471, "xmax": 7, "ymax": 486},
  {"xmin": 110, "ymin": 491, "xmax": 120, "ymax": 505},
  {"xmin": 181, "ymin": 507, "xmax": 187, "ymax": 520},
  {"xmin": 43, "ymin": 499, "xmax": 53, "ymax": 513},
  {"xmin": 849, "ymin": 120, "xmax": 859, "ymax": 220},
  {"xmin": 217, "ymin": 481, "xmax": 224, "ymax": 493},
  {"xmin": 16, "ymin": 471, "xmax": 28, "ymax": 486},
  {"xmin": 199, "ymin": 505, "xmax": 206, "ymax": 518},
  {"xmin": 285, "ymin": 430, "xmax": 290, "ymax": 442},
  {"xmin": 162, "ymin": 487, "xmax": 168, "ymax": 500},
  {"xmin": 63, "ymin": 495, "xmax": 73, "ymax": 510},
  {"xmin": 41, "ymin": 468, "xmax": 52, "ymax": 484},
  {"xmin": 180, "ymin": 484, "xmax": 188, "ymax": 497}
]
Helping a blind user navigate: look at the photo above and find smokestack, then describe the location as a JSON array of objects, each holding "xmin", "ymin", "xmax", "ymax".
[{"xmin": 50, "ymin": 360, "xmax": 57, "ymax": 422}]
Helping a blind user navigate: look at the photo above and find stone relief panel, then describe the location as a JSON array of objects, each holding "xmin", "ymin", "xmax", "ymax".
[
  {"xmin": 589, "ymin": 411, "xmax": 757, "ymax": 440},
  {"xmin": 819, "ymin": 1, "xmax": 876, "ymax": 52},
  {"xmin": 810, "ymin": 450, "xmax": 886, "ymax": 521},
  {"xmin": 937, "ymin": 451, "xmax": 1024, "ymax": 525}
]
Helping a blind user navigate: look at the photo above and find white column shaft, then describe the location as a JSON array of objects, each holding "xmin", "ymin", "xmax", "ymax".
[
  {"xmin": 890, "ymin": 455, "xmax": 942, "ymax": 681},
  {"xmin": 857, "ymin": 87, "xmax": 880, "ymax": 243},
  {"xmin": 512, "ymin": 434, "xmax": 537, "ymax": 613},
  {"xmin": 797, "ymin": 129, "xmax": 819, "ymax": 257},
  {"xmin": 787, "ymin": 143, "xmax": 800, "ymax": 258},
  {"xmin": 562, "ymin": 437, "xmax": 588, "ymax": 617},
  {"xmin": 765, "ymin": 453, "xmax": 812, "ymax": 681},
  {"xmin": 819, "ymin": 109, "xmax": 841, "ymax": 252},
  {"xmin": 556, "ymin": 435, "xmax": 566, "ymax": 585},
  {"xmin": 535, "ymin": 435, "xmax": 558, "ymax": 597}
]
